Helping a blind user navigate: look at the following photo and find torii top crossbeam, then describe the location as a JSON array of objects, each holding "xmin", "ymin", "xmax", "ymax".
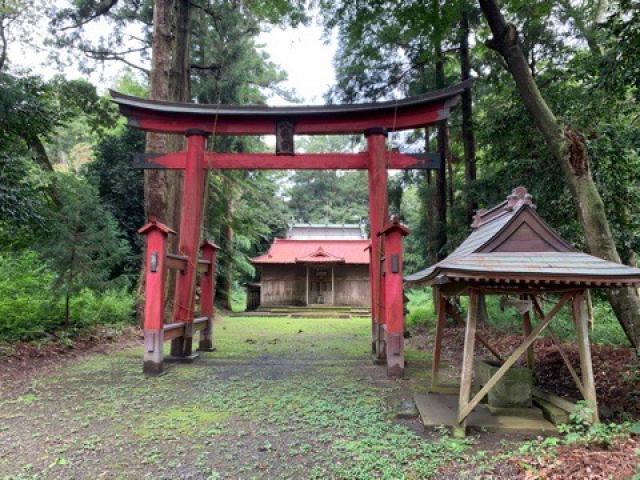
[{"xmin": 110, "ymin": 81, "xmax": 469, "ymax": 136}]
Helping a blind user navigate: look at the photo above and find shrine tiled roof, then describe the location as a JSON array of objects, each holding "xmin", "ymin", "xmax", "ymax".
[
  {"xmin": 251, "ymin": 239, "xmax": 370, "ymax": 265},
  {"xmin": 405, "ymin": 187, "xmax": 640, "ymax": 287}
]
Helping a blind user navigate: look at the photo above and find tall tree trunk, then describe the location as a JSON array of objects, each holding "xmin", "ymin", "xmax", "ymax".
[
  {"xmin": 65, "ymin": 246, "xmax": 75, "ymax": 327},
  {"xmin": 140, "ymin": 0, "xmax": 192, "ymax": 322},
  {"xmin": 435, "ymin": 43, "xmax": 448, "ymax": 260},
  {"xmin": 219, "ymin": 174, "xmax": 235, "ymax": 310},
  {"xmin": 479, "ymin": 0, "xmax": 640, "ymax": 354},
  {"xmin": 460, "ymin": 8, "xmax": 477, "ymax": 227}
]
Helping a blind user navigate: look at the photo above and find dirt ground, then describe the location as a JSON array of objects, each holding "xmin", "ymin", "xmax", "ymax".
[{"xmin": 0, "ymin": 317, "xmax": 637, "ymax": 479}]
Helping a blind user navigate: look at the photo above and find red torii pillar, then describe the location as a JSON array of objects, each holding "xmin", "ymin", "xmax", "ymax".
[
  {"xmin": 139, "ymin": 218, "xmax": 174, "ymax": 375},
  {"xmin": 380, "ymin": 216, "xmax": 409, "ymax": 377},
  {"xmin": 366, "ymin": 128, "xmax": 389, "ymax": 362},
  {"xmin": 198, "ymin": 239, "xmax": 219, "ymax": 352},
  {"xmin": 170, "ymin": 129, "xmax": 208, "ymax": 360}
]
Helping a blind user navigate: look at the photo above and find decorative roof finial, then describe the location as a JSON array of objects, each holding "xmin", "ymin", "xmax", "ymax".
[
  {"xmin": 471, "ymin": 208, "xmax": 487, "ymax": 229},
  {"xmin": 506, "ymin": 186, "xmax": 535, "ymax": 211}
]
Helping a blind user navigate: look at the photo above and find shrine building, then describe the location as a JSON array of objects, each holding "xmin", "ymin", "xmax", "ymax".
[{"xmin": 250, "ymin": 224, "xmax": 371, "ymax": 308}]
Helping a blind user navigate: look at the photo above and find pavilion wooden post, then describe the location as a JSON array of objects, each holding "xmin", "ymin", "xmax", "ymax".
[
  {"xmin": 170, "ymin": 130, "xmax": 208, "ymax": 360},
  {"xmin": 380, "ymin": 216, "xmax": 410, "ymax": 377},
  {"xmin": 573, "ymin": 291, "xmax": 599, "ymax": 423},
  {"xmin": 198, "ymin": 240, "xmax": 219, "ymax": 352},
  {"xmin": 456, "ymin": 288, "xmax": 479, "ymax": 437},
  {"xmin": 139, "ymin": 219, "xmax": 174, "ymax": 375},
  {"xmin": 457, "ymin": 292, "xmax": 574, "ymax": 425},
  {"xmin": 431, "ymin": 288, "xmax": 447, "ymax": 390},
  {"xmin": 366, "ymin": 128, "xmax": 389, "ymax": 361},
  {"xmin": 522, "ymin": 295, "xmax": 535, "ymax": 370}
]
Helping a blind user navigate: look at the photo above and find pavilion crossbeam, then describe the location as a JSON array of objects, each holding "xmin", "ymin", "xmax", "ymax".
[{"xmin": 133, "ymin": 151, "xmax": 443, "ymax": 171}]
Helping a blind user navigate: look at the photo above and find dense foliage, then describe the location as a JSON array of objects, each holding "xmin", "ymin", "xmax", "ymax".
[{"xmin": 1, "ymin": 0, "xmax": 638, "ymax": 346}]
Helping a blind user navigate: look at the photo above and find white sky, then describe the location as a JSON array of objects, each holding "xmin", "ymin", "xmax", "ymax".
[
  {"xmin": 8, "ymin": 12, "xmax": 337, "ymax": 106},
  {"xmin": 258, "ymin": 23, "xmax": 337, "ymax": 105}
]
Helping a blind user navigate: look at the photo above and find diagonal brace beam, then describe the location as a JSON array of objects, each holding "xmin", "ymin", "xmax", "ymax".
[{"xmin": 448, "ymin": 300, "xmax": 503, "ymax": 362}]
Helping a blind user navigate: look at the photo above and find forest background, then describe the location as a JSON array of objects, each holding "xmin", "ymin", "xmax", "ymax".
[{"xmin": 0, "ymin": 0, "xmax": 638, "ymax": 351}]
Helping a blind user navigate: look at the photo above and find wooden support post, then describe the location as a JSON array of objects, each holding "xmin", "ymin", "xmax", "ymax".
[
  {"xmin": 306, "ymin": 266, "xmax": 310, "ymax": 306},
  {"xmin": 531, "ymin": 296, "xmax": 588, "ymax": 399},
  {"xmin": 573, "ymin": 291, "xmax": 599, "ymax": 423},
  {"xmin": 456, "ymin": 288, "xmax": 479, "ymax": 437},
  {"xmin": 522, "ymin": 295, "xmax": 535, "ymax": 370},
  {"xmin": 366, "ymin": 128, "xmax": 389, "ymax": 361},
  {"xmin": 138, "ymin": 219, "xmax": 174, "ymax": 375},
  {"xmin": 198, "ymin": 240, "xmax": 219, "ymax": 352},
  {"xmin": 380, "ymin": 216, "xmax": 409, "ymax": 377},
  {"xmin": 448, "ymin": 301, "xmax": 503, "ymax": 363},
  {"xmin": 331, "ymin": 265, "xmax": 335, "ymax": 306},
  {"xmin": 431, "ymin": 288, "xmax": 447, "ymax": 389},
  {"xmin": 458, "ymin": 292, "xmax": 574, "ymax": 423},
  {"xmin": 170, "ymin": 130, "xmax": 208, "ymax": 360}
]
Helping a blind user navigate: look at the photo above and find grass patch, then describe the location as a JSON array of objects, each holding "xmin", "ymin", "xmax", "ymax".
[
  {"xmin": 0, "ymin": 316, "xmax": 470, "ymax": 478},
  {"xmin": 135, "ymin": 406, "xmax": 230, "ymax": 439}
]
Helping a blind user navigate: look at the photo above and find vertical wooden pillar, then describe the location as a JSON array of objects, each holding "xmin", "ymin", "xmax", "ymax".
[
  {"xmin": 198, "ymin": 240, "xmax": 219, "ymax": 352},
  {"xmin": 456, "ymin": 288, "xmax": 479, "ymax": 437},
  {"xmin": 331, "ymin": 265, "xmax": 335, "ymax": 305},
  {"xmin": 431, "ymin": 289, "xmax": 447, "ymax": 390},
  {"xmin": 522, "ymin": 295, "xmax": 535, "ymax": 370},
  {"xmin": 573, "ymin": 291, "xmax": 599, "ymax": 423},
  {"xmin": 305, "ymin": 266, "xmax": 310, "ymax": 306},
  {"xmin": 171, "ymin": 130, "xmax": 208, "ymax": 359},
  {"xmin": 366, "ymin": 128, "xmax": 389, "ymax": 360},
  {"xmin": 380, "ymin": 216, "xmax": 409, "ymax": 377},
  {"xmin": 138, "ymin": 219, "xmax": 174, "ymax": 375}
]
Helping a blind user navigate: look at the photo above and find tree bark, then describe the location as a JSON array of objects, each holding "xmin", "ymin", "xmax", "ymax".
[
  {"xmin": 434, "ymin": 42, "xmax": 448, "ymax": 260},
  {"xmin": 141, "ymin": 0, "xmax": 192, "ymax": 322},
  {"xmin": 479, "ymin": 0, "xmax": 640, "ymax": 354},
  {"xmin": 219, "ymin": 174, "xmax": 235, "ymax": 311},
  {"xmin": 460, "ymin": 8, "xmax": 477, "ymax": 227}
]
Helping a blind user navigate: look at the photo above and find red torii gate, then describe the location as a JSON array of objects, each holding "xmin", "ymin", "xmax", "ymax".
[{"xmin": 111, "ymin": 81, "xmax": 468, "ymax": 377}]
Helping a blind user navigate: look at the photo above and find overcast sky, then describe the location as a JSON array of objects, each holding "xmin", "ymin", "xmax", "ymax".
[
  {"xmin": 258, "ymin": 23, "xmax": 337, "ymax": 105},
  {"xmin": 8, "ymin": 11, "xmax": 337, "ymax": 106}
]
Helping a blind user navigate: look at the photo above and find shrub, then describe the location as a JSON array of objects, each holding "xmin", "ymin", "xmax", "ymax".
[
  {"xmin": 70, "ymin": 288, "xmax": 135, "ymax": 328},
  {"xmin": 405, "ymin": 287, "xmax": 436, "ymax": 329},
  {"xmin": 0, "ymin": 250, "xmax": 136, "ymax": 343},
  {"xmin": 0, "ymin": 251, "xmax": 59, "ymax": 341}
]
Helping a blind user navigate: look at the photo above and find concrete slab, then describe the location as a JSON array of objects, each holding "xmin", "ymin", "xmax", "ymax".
[{"xmin": 414, "ymin": 393, "xmax": 556, "ymax": 434}]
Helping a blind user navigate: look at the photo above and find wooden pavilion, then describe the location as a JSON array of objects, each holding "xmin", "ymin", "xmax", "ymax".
[{"xmin": 405, "ymin": 186, "xmax": 640, "ymax": 434}]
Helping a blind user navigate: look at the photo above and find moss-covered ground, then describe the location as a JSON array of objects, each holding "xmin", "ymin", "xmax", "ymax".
[{"xmin": 0, "ymin": 316, "xmax": 512, "ymax": 479}]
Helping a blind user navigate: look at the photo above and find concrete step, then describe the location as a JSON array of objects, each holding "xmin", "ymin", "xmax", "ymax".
[{"xmin": 414, "ymin": 393, "xmax": 556, "ymax": 434}]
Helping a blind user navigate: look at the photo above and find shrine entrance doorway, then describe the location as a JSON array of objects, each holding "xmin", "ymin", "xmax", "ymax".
[{"xmin": 307, "ymin": 265, "xmax": 334, "ymax": 305}]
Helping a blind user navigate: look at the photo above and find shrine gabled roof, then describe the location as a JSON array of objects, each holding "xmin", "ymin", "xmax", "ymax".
[
  {"xmin": 251, "ymin": 239, "xmax": 369, "ymax": 265},
  {"xmin": 405, "ymin": 187, "xmax": 640, "ymax": 288},
  {"xmin": 109, "ymin": 81, "xmax": 470, "ymax": 135},
  {"xmin": 295, "ymin": 247, "xmax": 346, "ymax": 264}
]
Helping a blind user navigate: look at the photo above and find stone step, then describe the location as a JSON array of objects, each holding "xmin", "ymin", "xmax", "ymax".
[
  {"xmin": 260, "ymin": 307, "xmax": 370, "ymax": 313},
  {"xmin": 534, "ymin": 397, "xmax": 571, "ymax": 425}
]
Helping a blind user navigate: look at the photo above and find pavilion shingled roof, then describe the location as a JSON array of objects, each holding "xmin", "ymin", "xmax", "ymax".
[{"xmin": 405, "ymin": 187, "xmax": 640, "ymax": 288}]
